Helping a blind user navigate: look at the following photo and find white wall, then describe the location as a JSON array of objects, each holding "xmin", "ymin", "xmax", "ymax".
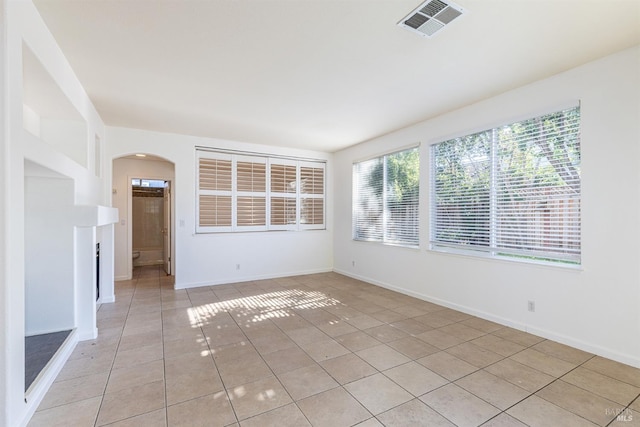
[
  {"xmin": 22, "ymin": 104, "xmax": 40, "ymax": 136},
  {"xmin": 3, "ymin": 2, "xmax": 112, "ymax": 425},
  {"xmin": 0, "ymin": 0, "xmax": 7, "ymax": 422},
  {"xmin": 112, "ymin": 157, "xmax": 175, "ymax": 280},
  {"xmin": 40, "ymin": 118, "xmax": 88, "ymax": 168},
  {"xmin": 333, "ymin": 46, "xmax": 640, "ymax": 368},
  {"xmin": 74, "ymin": 226, "xmax": 97, "ymax": 340},
  {"xmin": 107, "ymin": 127, "xmax": 334, "ymax": 288},
  {"xmin": 24, "ymin": 175, "xmax": 75, "ymax": 335}
]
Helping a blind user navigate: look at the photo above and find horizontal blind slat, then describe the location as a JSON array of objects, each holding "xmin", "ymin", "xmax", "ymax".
[
  {"xmin": 431, "ymin": 106, "xmax": 581, "ymax": 264},
  {"xmin": 354, "ymin": 148, "xmax": 419, "ymax": 246}
]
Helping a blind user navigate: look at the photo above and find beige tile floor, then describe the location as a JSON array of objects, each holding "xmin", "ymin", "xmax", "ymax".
[{"xmin": 29, "ymin": 265, "xmax": 640, "ymax": 427}]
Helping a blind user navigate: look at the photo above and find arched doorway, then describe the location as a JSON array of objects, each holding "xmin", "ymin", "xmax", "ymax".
[{"xmin": 112, "ymin": 155, "xmax": 175, "ymax": 280}]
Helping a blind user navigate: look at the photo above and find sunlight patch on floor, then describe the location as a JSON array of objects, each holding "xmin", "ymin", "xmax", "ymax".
[{"xmin": 188, "ymin": 288, "xmax": 341, "ymax": 327}]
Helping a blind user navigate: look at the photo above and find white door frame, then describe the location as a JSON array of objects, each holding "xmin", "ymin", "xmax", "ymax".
[{"xmin": 128, "ymin": 175, "xmax": 175, "ymax": 276}]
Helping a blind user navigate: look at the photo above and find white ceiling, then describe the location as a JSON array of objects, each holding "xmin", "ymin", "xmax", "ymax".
[{"xmin": 33, "ymin": 0, "xmax": 640, "ymax": 152}]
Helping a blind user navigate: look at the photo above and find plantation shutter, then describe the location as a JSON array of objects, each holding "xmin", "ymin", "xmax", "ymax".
[
  {"xmin": 197, "ymin": 149, "xmax": 326, "ymax": 232},
  {"xmin": 431, "ymin": 106, "xmax": 581, "ymax": 264},
  {"xmin": 270, "ymin": 161, "xmax": 297, "ymax": 229},
  {"xmin": 300, "ymin": 163, "xmax": 325, "ymax": 229},
  {"xmin": 236, "ymin": 158, "xmax": 266, "ymax": 229},
  {"xmin": 198, "ymin": 155, "xmax": 232, "ymax": 229}
]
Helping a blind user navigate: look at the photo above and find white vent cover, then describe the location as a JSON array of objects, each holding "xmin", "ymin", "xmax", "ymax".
[{"xmin": 398, "ymin": 0, "xmax": 465, "ymax": 38}]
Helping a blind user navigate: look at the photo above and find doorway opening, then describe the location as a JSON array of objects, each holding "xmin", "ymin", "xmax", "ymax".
[
  {"xmin": 112, "ymin": 155, "xmax": 175, "ymax": 281},
  {"xmin": 131, "ymin": 178, "xmax": 171, "ymax": 275}
]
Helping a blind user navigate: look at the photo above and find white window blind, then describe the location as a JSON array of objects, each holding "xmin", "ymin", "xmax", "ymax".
[
  {"xmin": 197, "ymin": 150, "xmax": 325, "ymax": 233},
  {"xmin": 431, "ymin": 106, "xmax": 581, "ymax": 264},
  {"xmin": 353, "ymin": 146, "xmax": 419, "ymax": 247}
]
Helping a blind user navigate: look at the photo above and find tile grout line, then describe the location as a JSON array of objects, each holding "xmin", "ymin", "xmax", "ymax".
[
  {"xmin": 370, "ymin": 311, "xmax": 591, "ymax": 426},
  {"xmin": 38, "ymin": 269, "xmax": 639, "ymax": 427},
  {"xmin": 102, "ymin": 267, "xmax": 166, "ymax": 426},
  {"xmin": 190, "ymin": 285, "xmax": 243, "ymax": 425},
  {"xmin": 604, "ymin": 394, "xmax": 639, "ymax": 427},
  {"xmin": 531, "ymin": 355, "xmax": 637, "ymax": 427},
  {"xmin": 93, "ymin": 267, "xmax": 139, "ymax": 427},
  {"xmin": 159, "ymin": 269, "xmax": 170, "ymax": 426},
  {"xmin": 227, "ymin": 282, "xmax": 312, "ymax": 424}
]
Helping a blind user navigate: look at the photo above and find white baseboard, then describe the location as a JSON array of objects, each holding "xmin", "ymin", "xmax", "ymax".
[
  {"xmin": 174, "ymin": 267, "xmax": 334, "ymax": 290},
  {"xmin": 77, "ymin": 327, "xmax": 98, "ymax": 341},
  {"xmin": 333, "ymin": 268, "xmax": 640, "ymax": 369},
  {"xmin": 98, "ymin": 295, "xmax": 115, "ymax": 304},
  {"xmin": 21, "ymin": 329, "xmax": 78, "ymax": 427},
  {"xmin": 524, "ymin": 325, "xmax": 640, "ymax": 369},
  {"xmin": 133, "ymin": 260, "xmax": 163, "ymax": 267}
]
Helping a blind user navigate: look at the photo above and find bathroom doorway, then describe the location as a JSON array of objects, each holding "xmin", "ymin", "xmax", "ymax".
[
  {"xmin": 112, "ymin": 155, "xmax": 175, "ymax": 281},
  {"xmin": 131, "ymin": 178, "xmax": 171, "ymax": 275}
]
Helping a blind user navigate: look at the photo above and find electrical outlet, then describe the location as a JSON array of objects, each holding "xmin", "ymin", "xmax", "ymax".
[
  {"xmin": 352, "ymin": 260, "xmax": 355, "ymax": 267},
  {"xmin": 527, "ymin": 300, "xmax": 536, "ymax": 312},
  {"xmin": 236, "ymin": 264, "xmax": 240, "ymax": 270}
]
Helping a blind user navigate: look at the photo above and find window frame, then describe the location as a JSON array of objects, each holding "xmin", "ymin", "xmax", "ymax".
[
  {"xmin": 352, "ymin": 145, "xmax": 420, "ymax": 248},
  {"xmin": 429, "ymin": 105, "xmax": 581, "ymax": 266}
]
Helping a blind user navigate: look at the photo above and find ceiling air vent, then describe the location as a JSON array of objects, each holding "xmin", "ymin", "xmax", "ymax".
[{"xmin": 398, "ymin": 0, "xmax": 465, "ymax": 38}]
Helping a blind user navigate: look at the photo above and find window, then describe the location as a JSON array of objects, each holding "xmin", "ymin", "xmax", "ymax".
[
  {"xmin": 431, "ymin": 106, "xmax": 581, "ymax": 264},
  {"xmin": 197, "ymin": 150, "xmax": 325, "ymax": 232},
  {"xmin": 353, "ymin": 146, "xmax": 420, "ymax": 247},
  {"xmin": 131, "ymin": 178, "xmax": 167, "ymax": 188}
]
